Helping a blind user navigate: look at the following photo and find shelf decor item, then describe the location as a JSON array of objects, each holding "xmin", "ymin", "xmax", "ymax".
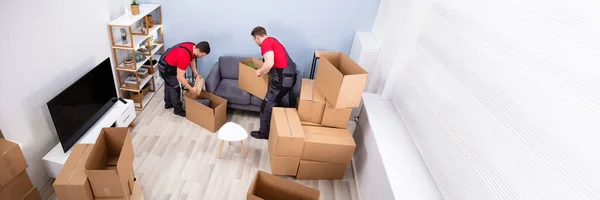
[
  {"xmin": 123, "ymin": 58, "xmax": 134, "ymax": 68},
  {"xmin": 120, "ymin": 28, "xmax": 128, "ymax": 45},
  {"xmin": 131, "ymin": 0, "xmax": 140, "ymax": 15}
]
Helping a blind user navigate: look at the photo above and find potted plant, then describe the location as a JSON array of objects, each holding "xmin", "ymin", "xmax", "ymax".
[{"xmin": 131, "ymin": 0, "xmax": 140, "ymax": 15}]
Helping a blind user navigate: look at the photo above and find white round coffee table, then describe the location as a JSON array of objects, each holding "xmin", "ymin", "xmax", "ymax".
[{"xmin": 217, "ymin": 122, "xmax": 248, "ymax": 158}]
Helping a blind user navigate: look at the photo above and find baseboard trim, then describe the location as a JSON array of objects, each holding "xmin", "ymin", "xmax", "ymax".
[{"xmin": 352, "ymin": 159, "xmax": 362, "ymax": 200}]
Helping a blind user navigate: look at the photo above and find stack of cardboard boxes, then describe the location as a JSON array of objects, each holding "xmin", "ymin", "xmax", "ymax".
[
  {"xmin": 54, "ymin": 128, "xmax": 144, "ymax": 200},
  {"xmin": 269, "ymin": 51, "xmax": 368, "ymax": 180},
  {"xmin": 0, "ymin": 139, "xmax": 41, "ymax": 200}
]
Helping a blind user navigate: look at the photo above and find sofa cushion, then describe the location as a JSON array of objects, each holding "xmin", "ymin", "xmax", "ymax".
[
  {"xmin": 219, "ymin": 56, "xmax": 247, "ymax": 79},
  {"xmin": 250, "ymin": 96, "xmax": 263, "ymax": 106},
  {"xmin": 214, "ymin": 79, "xmax": 250, "ymax": 105}
]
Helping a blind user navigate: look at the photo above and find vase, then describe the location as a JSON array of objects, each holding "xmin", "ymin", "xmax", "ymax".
[{"xmin": 131, "ymin": 5, "xmax": 140, "ymax": 15}]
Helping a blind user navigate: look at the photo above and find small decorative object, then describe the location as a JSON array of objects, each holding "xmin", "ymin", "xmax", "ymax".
[
  {"xmin": 143, "ymin": 15, "xmax": 155, "ymax": 28},
  {"xmin": 131, "ymin": 0, "xmax": 140, "ymax": 15},
  {"xmin": 120, "ymin": 28, "xmax": 128, "ymax": 45},
  {"xmin": 140, "ymin": 21, "xmax": 146, "ymax": 33},
  {"xmin": 135, "ymin": 54, "xmax": 145, "ymax": 62},
  {"xmin": 123, "ymin": 58, "xmax": 134, "ymax": 68}
]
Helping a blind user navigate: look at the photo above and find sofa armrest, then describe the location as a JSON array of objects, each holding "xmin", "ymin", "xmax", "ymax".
[{"xmin": 206, "ymin": 62, "xmax": 221, "ymax": 93}]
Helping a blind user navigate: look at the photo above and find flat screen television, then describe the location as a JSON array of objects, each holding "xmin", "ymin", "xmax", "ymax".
[{"xmin": 47, "ymin": 57, "xmax": 117, "ymax": 152}]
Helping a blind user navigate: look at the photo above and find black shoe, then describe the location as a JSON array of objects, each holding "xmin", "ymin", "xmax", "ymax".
[
  {"xmin": 174, "ymin": 110, "xmax": 186, "ymax": 117},
  {"xmin": 251, "ymin": 131, "xmax": 269, "ymax": 140},
  {"xmin": 165, "ymin": 104, "xmax": 173, "ymax": 109}
]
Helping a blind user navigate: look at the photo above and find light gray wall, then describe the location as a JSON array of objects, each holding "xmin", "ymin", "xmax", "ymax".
[{"xmin": 139, "ymin": 0, "xmax": 381, "ymax": 78}]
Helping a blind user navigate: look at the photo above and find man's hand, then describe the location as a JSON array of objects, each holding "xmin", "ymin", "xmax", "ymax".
[
  {"xmin": 190, "ymin": 87, "xmax": 201, "ymax": 95},
  {"xmin": 256, "ymin": 69, "xmax": 262, "ymax": 77}
]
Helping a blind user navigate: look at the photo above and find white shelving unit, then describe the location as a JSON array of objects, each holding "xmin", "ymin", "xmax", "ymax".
[{"xmin": 108, "ymin": 4, "xmax": 164, "ymax": 110}]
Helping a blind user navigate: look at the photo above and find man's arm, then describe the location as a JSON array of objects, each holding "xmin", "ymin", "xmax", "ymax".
[
  {"xmin": 190, "ymin": 59, "xmax": 200, "ymax": 78},
  {"xmin": 177, "ymin": 69, "xmax": 198, "ymax": 94},
  {"xmin": 258, "ymin": 51, "xmax": 274, "ymax": 76}
]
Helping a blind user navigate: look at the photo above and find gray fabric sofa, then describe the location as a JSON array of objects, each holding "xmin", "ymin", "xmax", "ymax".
[{"xmin": 205, "ymin": 56, "xmax": 301, "ymax": 112}]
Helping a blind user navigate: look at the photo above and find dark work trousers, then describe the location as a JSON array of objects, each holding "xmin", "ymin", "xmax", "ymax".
[
  {"xmin": 159, "ymin": 65, "xmax": 184, "ymax": 113},
  {"xmin": 259, "ymin": 68, "xmax": 294, "ymax": 134}
]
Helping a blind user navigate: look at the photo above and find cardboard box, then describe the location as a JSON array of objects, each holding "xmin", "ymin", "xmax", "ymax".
[
  {"xmin": 94, "ymin": 181, "xmax": 144, "ymax": 200},
  {"xmin": 300, "ymin": 121, "xmax": 322, "ymax": 127},
  {"xmin": 184, "ymin": 91, "xmax": 227, "ymax": 132},
  {"xmin": 269, "ymin": 154, "xmax": 300, "ymax": 176},
  {"xmin": 0, "ymin": 171, "xmax": 34, "ymax": 200},
  {"xmin": 247, "ymin": 171, "xmax": 320, "ymax": 200},
  {"xmin": 268, "ymin": 108, "xmax": 305, "ymax": 157},
  {"xmin": 53, "ymin": 144, "xmax": 94, "ymax": 200},
  {"xmin": 21, "ymin": 187, "xmax": 42, "ymax": 200},
  {"xmin": 297, "ymin": 79, "xmax": 326, "ymax": 123},
  {"xmin": 320, "ymin": 101, "xmax": 352, "ymax": 129},
  {"xmin": 301, "ymin": 126, "xmax": 356, "ymax": 164},
  {"xmin": 314, "ymin": 52, "xmax": 368, "ymax": 109},
  {"xmin": 85, "ymin": 128, "xmax": 135, "ymax": 199},
  {"xmin": 238, "ymin": 58, "xmax": 269, "ymax": 99},
  {"xmin": 296, "ymin": 160, "xmax": 347, "ymax": 180},
  {"xmin": 0, "ymin": 138, "xmax": 28, "ymax": 187}
]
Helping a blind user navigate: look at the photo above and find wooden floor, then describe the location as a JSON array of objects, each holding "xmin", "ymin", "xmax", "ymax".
[{"xmin": 42, "ymin": 90, "xmax": 358, "ymax": 200}]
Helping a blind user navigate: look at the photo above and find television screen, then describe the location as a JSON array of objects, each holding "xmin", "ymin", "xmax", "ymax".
[{"xmin": 47, "ymin": 57, "xmax": 117, "ymax": 152}]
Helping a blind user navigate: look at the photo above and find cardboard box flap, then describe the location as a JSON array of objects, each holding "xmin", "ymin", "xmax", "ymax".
[
  {"xmin": 85, "ymin": 170, "xmax": 124, "ymax": 197},
  {"xmin": 315, "ymin": 58, "xmax": 344, "ymax": 105},
  {"xmin": 284, "ymin": 109, "xmax": 304, "ymax": 138},
  {"xmin": 303, "ymin": 126, "xmax": 355, "ymax": 146},
  {"xmin": 201, "ymin": 91, "xmax": 227, "ymax": 114},
  {"xmin": 320, "ymin": 52, "xmax": 366, "ymax": 75},
  {"xmin": 269, "ymin": 108, "xmax": 305, "ymax": 157},
  {"xmin": 241, "ymin": 58, "xmax": 265, "ymax": 69},
  {"xmin": 299, "ymin": 79, "xmax": 325, "ymax": 102},
  {"xmin": 272, "ymin": 108, "xmax": 304, "ymax": 139},
  {"xmin": 54, "ymin": 144, "xmax": 92, "ymax": 185},
  {"xmin": 248, "ymin": 171, "xmax": 320, "ymax": 200}
]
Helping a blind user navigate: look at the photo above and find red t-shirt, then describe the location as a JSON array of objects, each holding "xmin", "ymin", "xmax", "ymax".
[
  {"xmin": 164, "ymin": 43, "xmax": 196, "ymax": 71},
  {"xmin": 261, "ymin": 37, "xmax": 288, "ymax": 69}
]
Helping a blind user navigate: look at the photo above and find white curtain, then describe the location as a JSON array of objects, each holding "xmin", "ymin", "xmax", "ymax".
[{"xmin": 391, "ymin": 0, "xmax": 600, "ymax": 199}]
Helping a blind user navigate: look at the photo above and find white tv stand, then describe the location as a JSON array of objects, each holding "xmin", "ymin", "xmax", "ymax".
[{"xmin": 42, "ymin": 99, "xmax": 136, "ymax": 178}]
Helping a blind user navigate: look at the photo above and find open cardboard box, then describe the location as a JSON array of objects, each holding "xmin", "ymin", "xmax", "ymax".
[
  {"xmin": 85, "ymin": 128, "xmax": 135, "ymax": 199},
  {"xmin": 0, "ymin": 138, "xmax": 28, "ymax": 187},
  {"xmin": 238, "ymin": 58, "xmax": 270, "ymax": 99},
  {"xmin": 247, "ymin": 171, "xmax": 320, "ymax": 200},
  {"xmin": 184, "ymin": 90, "xmax": 227, "ymax": 132},
  {"xmin": 314, "ymin": 52, "xmax": 368, "ymax": 109},
  {"xmin": 54, "ymin": 144, "xmax": 94, "ymax": 200},
  {"xmin": 297, "ymin": 79, "xmax": 326, "ymax": 124}
]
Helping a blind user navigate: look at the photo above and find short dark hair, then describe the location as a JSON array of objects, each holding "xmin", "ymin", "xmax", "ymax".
[
  {"xmin": 196, "ymin": 41, "xmax": 210, "ymax": 54},
  {"xmin": 251, "ymin": 26, "xmax": 267, "ymax": 37}
]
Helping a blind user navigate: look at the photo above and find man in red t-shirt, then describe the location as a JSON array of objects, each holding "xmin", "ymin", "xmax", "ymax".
[
  {"xmin": 250, "ymin": 26, "xmax": 298, "ymax": 139},
  {"xmin": 158, "ymin": 41, "xmax": 210, "ymax": 117}
]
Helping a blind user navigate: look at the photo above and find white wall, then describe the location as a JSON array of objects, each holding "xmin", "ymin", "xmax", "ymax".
[
  {"xmin": 370, "ymin": 0, "xmax": 434, "ymax": 100},
  {"xmin": 391, "ymin": 0, "xmax": 600, "ymax": 199},
  {"xmin": 0, "ymin": 0, "xmax": 112, "ymax": 188}
]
